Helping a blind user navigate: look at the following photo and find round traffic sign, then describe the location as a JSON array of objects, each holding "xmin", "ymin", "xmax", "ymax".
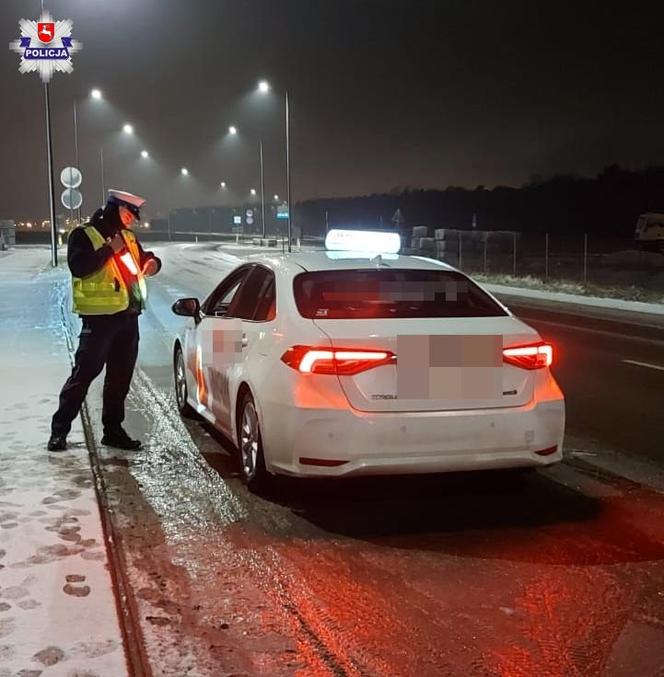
[
  {"xmin": 246, "ymin": 209, "xmax": 253, "ymax": 217},
  {"xmin": 246, "ymin": 216, "xmax": 254, "ymax": 225},
  {"xmin": 61, "ymin": 188, "xmax": 83, "ymax": 210},
  {"xmin": 60, "ymin": 166, "xmax": 82, "ymax": 189}
]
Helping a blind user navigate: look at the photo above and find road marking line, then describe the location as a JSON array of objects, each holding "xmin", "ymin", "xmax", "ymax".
[{"xmin": 622, "ymin": 359, "xmax": 664, "ymax": 372}]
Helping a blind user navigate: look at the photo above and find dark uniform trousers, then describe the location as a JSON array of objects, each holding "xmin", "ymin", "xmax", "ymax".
[{"xmin": 51, "ymin": 313, "xmax": 139, "ymax": 436}]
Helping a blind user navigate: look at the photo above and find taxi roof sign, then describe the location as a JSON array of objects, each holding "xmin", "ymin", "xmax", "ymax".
[{"xmin": 325, "ymin": 229, "xmax": 401, "ymax": 254}]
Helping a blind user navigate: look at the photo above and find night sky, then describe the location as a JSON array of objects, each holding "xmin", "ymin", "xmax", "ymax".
[{"xmin": 2, "ymin": 0, "xmax": 664, "ymax": 220}]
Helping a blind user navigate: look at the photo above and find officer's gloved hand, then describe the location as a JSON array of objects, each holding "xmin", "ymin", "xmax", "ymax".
[
  {"xmin": 142, "ymin": 258, "xmax": 159, "ymax": 277},
  {"xmin": 107, "ymin": 233, "xmax": 125, "ymax": 254}
]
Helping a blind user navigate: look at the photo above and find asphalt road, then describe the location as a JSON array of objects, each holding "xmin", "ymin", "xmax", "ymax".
[{"xmin": 74, "ymin": 243, "xmax": 664, "ymax": 676}]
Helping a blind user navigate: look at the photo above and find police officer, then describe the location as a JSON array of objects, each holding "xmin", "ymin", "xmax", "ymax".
[{"xmin": 48, "ymin": 190, "xmax": 161, "ymax": 451}]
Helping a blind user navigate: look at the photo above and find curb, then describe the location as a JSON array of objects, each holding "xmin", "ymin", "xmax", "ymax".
[{"xmin": 59, "ymin": 296, "xmax": 152, "ymax": 677}]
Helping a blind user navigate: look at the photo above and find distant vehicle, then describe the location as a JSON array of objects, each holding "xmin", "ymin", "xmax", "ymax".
[
  {"xmin": 171, "ymin": 229, "xmax": 565, "ymax": 492},
  {"xmin": 635, "ymin": 213, "xmax": 664, "ymax": 253}
]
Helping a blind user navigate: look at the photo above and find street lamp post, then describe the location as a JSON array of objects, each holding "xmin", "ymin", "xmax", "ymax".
[
  {"xmin": 285, "ymin": 90, "xmax": 292, "ymax": 252},
  {"xmin": 44, "ymin": 80, "xmax": 58, "ymax": 266},
  {"xmin": 99, "ymin": 147, "xmax": 105, "ymax": 204},
  {"xmin": 228, "ymin": 125, "xmax": 266, "ymax": 238},
  {"xmin": 257, "ymin": 81, "xmax": 292, "ymax": 251},
  {"xmin": 259, "ymin": 138, "xmax": 266, "ymax": 238},
  {"xmin": 72, "ymin": 100, "xmax": 79, "ymax": 222}
]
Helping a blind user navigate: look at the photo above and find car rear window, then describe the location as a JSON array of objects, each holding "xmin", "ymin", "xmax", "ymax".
[{"xmin": 293, "ymin": 269, "xmax": 507, "ymax": 319}]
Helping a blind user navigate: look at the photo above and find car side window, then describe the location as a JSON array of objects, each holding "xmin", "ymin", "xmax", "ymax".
[
  {"xmin": 204, "ymin": 267, "xmax": 252, "ymax": 316},
  {"xmin": 227, "ymin": 266, "xmax": 273, "ymax": 320},
  {"xmin": 253, "ymin": 276, "xmax": 276, "ymax": 321}
]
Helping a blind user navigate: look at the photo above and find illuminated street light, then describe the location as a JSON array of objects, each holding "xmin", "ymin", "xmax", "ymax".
[
  {"xmin": 274, "ymin": 194, "xmax": 279, "ymax": 201},
  {"xmin": 181, "ymin": 167, "xmax": 189, "ymax": 176},
  {"xmin": 228, "ymin": 125, "xmax": 237, "ymax": 135},
  {"xmin": 257, "ymin": 79, "xmax": 292, "ymax": 251},
  {"xmin": 220, "ymin": 181, "xmax": 227, "ymax": 188},
  {"xmin": 90, "ymin": 88, "xmax": 102, "ymax": 100},
  {"xmin": 250, "ymin": 188, "xmax": 257, "ymax": 196},
  {"xmin": 123, "ymin": 123, "xmax": 134, "ymax": 135},
  {"xmin": 141, "ymin": 149, "xmax": 149, "ymax": 158}
]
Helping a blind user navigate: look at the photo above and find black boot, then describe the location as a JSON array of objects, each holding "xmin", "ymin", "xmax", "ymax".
[
  {"xmin": 47, "ymin": 433, "xmax": 67, "ymax": 452},
  {"xmin": 101, "ymin": 427, "xmax": 142, "ymax": 450}
]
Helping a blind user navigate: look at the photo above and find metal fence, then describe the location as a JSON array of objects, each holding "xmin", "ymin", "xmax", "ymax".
[{"xmin": 405, "ymin": 229, "xmax": 664, "ymax": 293}]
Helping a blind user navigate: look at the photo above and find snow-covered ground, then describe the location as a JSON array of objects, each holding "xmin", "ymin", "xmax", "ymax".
[
  {"xmin": 0, "ymin": 249, "xmax": 126, "ymax": 676},
  {"xmin": 482, "ymin": 283, "xmax": 664, "ymax": 316}
]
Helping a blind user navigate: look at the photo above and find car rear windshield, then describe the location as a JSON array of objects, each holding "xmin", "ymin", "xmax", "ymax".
[{"xmin": 293, "ymin": 269, "xmax": 507, "ymax": 319}]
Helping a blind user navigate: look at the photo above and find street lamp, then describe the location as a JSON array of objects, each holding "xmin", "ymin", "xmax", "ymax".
[
  {"xmin": 250, "ymin": 188, "xmax": 257, "ymax": 196},
  {"xmin": 220, "ymin": 181, "xmax": 226, "ymax": 188},
  {"xmin": 141, "ymin": 149, "xmax": 149, "ymax": 159},
  {"xmin": 226, "ymin": 126, "xmax": 266, "ymax": 238},
  {"xmin": 181, "ymin": 167, "xmax": 189, "ymax": 176},
  {"xmin": 71, "ymin": 86, "xmax": 104, "ymax": 223},
  {"xmin": 257, "ymin": 80, "xmax": 292, "ymax": 251},
  {"xmin": 123, "ymin": 123, "xmax": 134, "ymax": 135},
  {"xmin": 274, "ymin": 194, "xmax": 279, "ymax": 201}
]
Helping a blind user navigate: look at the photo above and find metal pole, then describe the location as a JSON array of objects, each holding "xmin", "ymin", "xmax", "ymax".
[
  {"xmin": 512, "ymin": 232, "xmax": 517, "ymax": 276},
  {"xmin": 583, "ymin": 232, "xmax": 588, "ymax": 285},
  {"xmin": 73, "ymin": 99, "xmax": 80, "ymax": 222},
  {"xmin": 285, "ymin": 90, "xmax": 292, "ymax": 253},
  {"xmin": 483, "ymin": 232, "xmax": 488, "ymax": 274},
  {"xmin": 458, "ymin": 231, "xmax": 462, "ymax": 270},
  {"xmin": 44, "ymin": 82, "xmax": 58, "ymax": 267},
  {"xmin": 259, "ymin": 138, "xmax": 266, "ymax": 239},
  {"xmin": 99, "ymin": 147, "xmax": 105, "ymax": 204},
  {"xmin": 545, "ymin": 232, "xmax": 549, "ymax": 281},
  {"xmin": 325, "ymin": 209, "xmax": 329, "ymax": 234}
]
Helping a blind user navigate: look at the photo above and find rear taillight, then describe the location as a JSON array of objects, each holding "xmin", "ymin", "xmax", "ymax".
[
  {"xmin": 281, "ymin": 345, "xmax": 395, "ymax": 375},
  {"xmin": 502, "ymin": 341, "xmax": 553, "ymax": 370}
]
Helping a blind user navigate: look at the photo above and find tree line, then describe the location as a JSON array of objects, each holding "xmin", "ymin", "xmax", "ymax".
[{"xmin": 295, "ymin": 165, "xmax": 664, "ymax": 238}]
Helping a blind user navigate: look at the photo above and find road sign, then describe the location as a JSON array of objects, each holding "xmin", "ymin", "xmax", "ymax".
[
  {"xmin": 60, "ymin": 166, "xmax": 82, "ymax": 189},
  {"xmin": 233, "ymin": 216, "xmax": 242, "ymax": 225},
  {"xmin": 246, "ymin": 209, "xmax": 253, "ymax": 218},
  {"xmin": 277, "ymin": 202, "xmax": 289, "ymax": 220},
  {"xmin": 246, "ymin": 216, "xmax": 254, "ymax": 226},
  {"xmin": 61, "ymin": 188, "xmax": 82, "ymax": 210}
]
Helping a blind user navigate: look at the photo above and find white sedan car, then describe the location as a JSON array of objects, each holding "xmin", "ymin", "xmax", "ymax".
[{"xmin": 172, "ymin": 240, "xmax": 564, "ymax": 492}]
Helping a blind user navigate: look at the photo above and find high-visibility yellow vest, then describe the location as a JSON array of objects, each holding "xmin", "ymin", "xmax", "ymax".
[{"xmin": 72, "ymin": 225, "xmax": 147, "ymax": 315}]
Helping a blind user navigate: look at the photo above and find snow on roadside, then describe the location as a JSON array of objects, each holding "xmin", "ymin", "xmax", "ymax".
[
  {"xmin": 483, "ymin": 282, "xmax": 664, "ymax": 315},
  {"xmin": 0, "ymin": 249, "xmax": 126, "ymax": 676}
]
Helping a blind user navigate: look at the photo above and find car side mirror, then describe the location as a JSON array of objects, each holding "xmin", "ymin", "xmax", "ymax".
[{"xmin": 172, "ymin": 297, "xmax": 200, "ymax": 320}]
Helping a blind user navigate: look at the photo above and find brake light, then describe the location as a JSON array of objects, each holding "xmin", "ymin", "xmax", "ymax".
[
  {"xmin": 502, "ymin": 341, "xmax": 553, "ymax": 370},
  {"xmin": 281, "ymin": 345, "xmax": 395, "ymax": 375}
]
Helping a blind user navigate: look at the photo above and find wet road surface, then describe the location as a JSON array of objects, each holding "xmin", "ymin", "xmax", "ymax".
[{"xmin": 69, "ymin": 243, "xmax": 664, "ymax": 675}]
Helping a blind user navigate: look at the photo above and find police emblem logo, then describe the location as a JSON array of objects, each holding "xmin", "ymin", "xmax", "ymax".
[{"xmin": 9, "ymin": 11, "xmax": 82, "ymax": 82}]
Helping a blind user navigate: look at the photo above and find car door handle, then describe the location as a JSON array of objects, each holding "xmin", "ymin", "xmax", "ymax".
[{"xmin": 241, "ymin": 334, "xmax": 248, "ymax": 348}]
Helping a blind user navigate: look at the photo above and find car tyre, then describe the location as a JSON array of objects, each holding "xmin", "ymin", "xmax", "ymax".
[
  {"xmin": 238, "ymin": 391, "xmax": 271, "ymax": 494},
  {"xmin": 174, "ymin": 345, "xmax": 197, "ymax": 419}
]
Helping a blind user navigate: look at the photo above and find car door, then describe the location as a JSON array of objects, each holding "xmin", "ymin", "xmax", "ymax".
[
  {"xmin": 188, "ymin": 265, "xmax": 253, "ymax": 428},
  {"xmin": 220, "ymin": 266, "xmax": 277, "ymax": 430}
]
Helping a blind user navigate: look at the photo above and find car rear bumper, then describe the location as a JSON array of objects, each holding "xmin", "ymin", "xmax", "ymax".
[{"xmin": 262, "ymin": 397, "xmax": 565, "ymax": 478}]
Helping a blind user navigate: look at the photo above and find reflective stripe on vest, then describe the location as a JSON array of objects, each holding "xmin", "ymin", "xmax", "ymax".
[{"xmin": 71, "ymin": 226, "xmax": 146, "ymax": 315}]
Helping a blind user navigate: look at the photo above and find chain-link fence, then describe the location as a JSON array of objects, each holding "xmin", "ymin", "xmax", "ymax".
[{"xmin": 407, "ymin": 228, "xmax": 664, "ymax": 295}]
